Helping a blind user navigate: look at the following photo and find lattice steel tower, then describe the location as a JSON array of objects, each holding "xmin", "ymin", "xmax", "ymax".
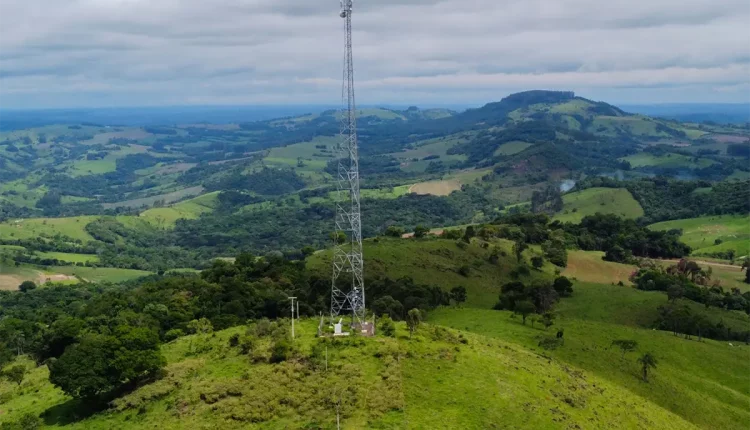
[{"xmin": 331, "ymin": 0, "xmax": 365, "ymax": 325}]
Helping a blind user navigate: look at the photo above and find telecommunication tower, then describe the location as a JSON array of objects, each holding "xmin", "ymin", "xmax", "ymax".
[{"xmin": 330, "ymin": 0, "xmax": 365, "ymax": 325}]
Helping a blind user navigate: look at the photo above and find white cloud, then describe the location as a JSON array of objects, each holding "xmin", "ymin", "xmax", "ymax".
[{"xmin": 0, "ymin": 0, "xmax": 748, "ymax": 107}]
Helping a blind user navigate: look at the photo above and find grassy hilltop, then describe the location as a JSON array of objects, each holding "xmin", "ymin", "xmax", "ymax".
[{"xmin": 2, "ymin": 236, "xmax": 749, "ymax": 429}]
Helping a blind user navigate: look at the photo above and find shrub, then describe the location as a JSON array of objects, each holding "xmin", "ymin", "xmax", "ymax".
[
  {"xmin": 239, "ymin": 335, "xmax": 257, "ymax": 355},
  {"xmin": 229, "ymin": 334, "xmax": 240, "ymax": 347},
  {"xmin": 164, "ymin": 329, "xmax": 185, "ymax": 342},
  {"xmin": 18, "ymin": 281, "xmax": 37, "ymax": 293},
  {"xmin": 270, "ymin": 340, "xmax": 293, "ymax": 363},
  {"xmin": 538, "ymin": 337, "xmax": 563, "ymax": 350},
  {"xmin": 414, "ymin": 225, "xmax": 430, "ymax": 238},
  {"xmin": 457, "ymin": 265, "xmax": 471, "ymax": 277},
  {"xmin": 379, "ymin": 315, "xmax": 396, "ymax": 337}
]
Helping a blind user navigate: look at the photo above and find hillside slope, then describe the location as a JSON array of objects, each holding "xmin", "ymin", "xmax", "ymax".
[{"xmin": 1, "ymin": 320, "xmax": 703, "ymax": 430}]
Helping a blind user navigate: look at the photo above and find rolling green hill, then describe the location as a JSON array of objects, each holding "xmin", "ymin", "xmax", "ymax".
[
  {"xmin": 1, "ymin": 319, "xmax": 709, "ymax": 430},
  {"xmin": 649, "ymin": 214, "xmax": 750, "ymax": 258},
  {"xmin": 553, "ymin": 188, "xmax": 644, "ymax": 223},
  {"xmin": 2, "ymin": 236, "xmax": 749, "ymax": 429}
]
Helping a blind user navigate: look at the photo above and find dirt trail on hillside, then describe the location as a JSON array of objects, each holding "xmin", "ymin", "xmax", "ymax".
[{"xmin": 662, "ymin": 259, "xmax": 742, "ymax": 270}]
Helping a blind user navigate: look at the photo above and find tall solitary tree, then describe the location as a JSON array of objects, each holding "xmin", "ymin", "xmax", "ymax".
[
  {"xmin": 450, "ymin": 286, "xmax": 467, "ymax": 307},
  {"xmin": 637, "ymin": 352, "xmax": 658, "ymax": 382},
  {"xmin": 406, "ymin": 309, "xmax": 422, "ymax": 338},
  {"xmin": 513, "ymin": 240, "xmax": 528, "ymax": 263},
  {"xmin": 514, "ymin": 300, "xmax": 536, "ymax": 325},
  {"xmin": 611, "ymin": 339, "xmax": 638, "ymax": 359}
]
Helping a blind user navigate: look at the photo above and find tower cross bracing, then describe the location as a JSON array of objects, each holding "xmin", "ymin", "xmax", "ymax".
[{"xmin": 330, "ymin": 0, "xmax": 365, "ymax": 325}]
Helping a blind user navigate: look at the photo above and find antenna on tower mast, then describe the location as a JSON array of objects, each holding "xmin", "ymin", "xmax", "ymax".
[{"xmin": 330, "ymin": 0, "xmax": 365, "ymax": 326}]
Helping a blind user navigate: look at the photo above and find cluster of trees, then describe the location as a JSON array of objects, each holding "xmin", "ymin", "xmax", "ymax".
[
  {"xmin": 654, "ymin": 302, "xmax": 749, "ymax": 343},
  {"xmin": 174, "ymin": 186, "xmax": 496, "ymax": 257},
  {"xmin": 562, "ymin": 213, "xmax": 691, "ymax": 263},
  {"xmin": 493, "ymin": 276, "xmax": 574, "ymax": 324},
  {"xmin": 727, "ymin": 143, "xmax": 750, "ymax": 157},
  {"xmin": 530, "ymin": 185, "xmax": 563, "ymax": 214},
  {"xmin": 632, "ymin": 259, "xmax": 750, "ymax": 315},
  {"xmin": 0, "ymin": 251, "xmax": 446, "ymax": 401},
  {"xmin": 576, "ymin": 177, "xmax": 750, "ymax": 223},
  {"xmin": 629, "ymin": 258, "xmax": 750, "ymax": 342},
  {"xmin": 369, "ymin": 277, "xmax": 457, "ymax": 320},
  {"xmin": 207, "ymin": 167, "xmax": 306, "ymax": 196}
]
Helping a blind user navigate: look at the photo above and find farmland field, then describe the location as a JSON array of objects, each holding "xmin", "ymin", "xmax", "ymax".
[
  {"xmin": 51, "ymin": 266, "xmax": 152, "ymax": 283},
  {"xmin": 553, "ymin": 187, "xmax": 644, "ymax": 223},
  {"xmin": 648, "ymin": 214, "xmax": 750, "ymax": 258},
  {"xmin": 140, "ymin": 191, "xmax": 220, "ymax": 227},
  {"xmin": 409, "ymin": 179, "xmax": 461, "ymax": 196},
  {"xmin": 621, "ymin": 153, "xmax": 716, "ymax": 169},
  {"xmin": 494, "ymin": 141, "xmax": 533, "ymax": 156},
  {"xmin": 35, "ymin": 252, "xmax": 99, "ymax": 264},
  {"xmin": 563, "ymin": 250, "xmax": 636, "ymax": 285},
  {"xmin": 0, "ymin": 216, "xmax": 97, "ymax": 242}
]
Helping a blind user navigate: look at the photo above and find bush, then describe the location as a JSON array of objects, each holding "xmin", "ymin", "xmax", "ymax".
[
  {"xmin": 229, "ymin": 334, "xmax": 240, "ymax": 347},
  {"xmin": 379, "ymin": 315, "xmax": 396, "ymax": 337},
  {"xmin": 538, "ymin": 337, "xmax": 563, "ymax": 350},
  {"xmin": 384, "ymin": 226, "xmax": 405, "ymax": 237},
  {"xmin": 239, "ymin": 335, "xmax": 257, "ymax": 355},
  {"xmin": 164, "ymin": 329, "xmax": 185, "ymax": 342},
  {"xmin": 270, "ymin": 339, "xmax": 293, "ymax": 363},
  {"xmin": 414, "ymin": 225, "xmax": 430, "ymax": 238},
  {"xmin": 18, "ymin": 281, "xmax": 36, "ymax": 293},
  {"xmin": 0, "ymin": 412, "xmax": 42, "ymax": 430},
  {"xmin": 457, "ymin": 265, "xmax": 471, "ymax": 277}
]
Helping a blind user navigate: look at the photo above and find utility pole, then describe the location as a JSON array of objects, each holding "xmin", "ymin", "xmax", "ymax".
[{"xmin": 289, "ymin": 297, "xmax": 297, "ymax": 340}]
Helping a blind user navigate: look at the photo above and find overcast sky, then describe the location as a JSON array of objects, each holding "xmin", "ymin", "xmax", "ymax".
[{"xmin": 0, "ymin": 0, "xmax": 749, "ymax": 109}]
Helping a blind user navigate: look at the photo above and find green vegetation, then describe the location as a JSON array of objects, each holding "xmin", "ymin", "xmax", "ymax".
[
  {"xmin": 1, "ymin": 91, "xmax": 749, "ymax": 428},
  {"xmin": 50, "ymin": 267, "xmax": 152, "ymax": 283},
  {"xmin": 621, "ymin": 153, "xmax": 717, "ymax": 169},
  {"xmin": 553, "ymin": 187, "xmax": 644, "ymax": 223},
  {"xmin": 649, "ymin": 214, "xmax": 750, "ymax": 259},
  {"xmin": 140, "ymin": 192, "xmax": 220, "ymax": 227}
]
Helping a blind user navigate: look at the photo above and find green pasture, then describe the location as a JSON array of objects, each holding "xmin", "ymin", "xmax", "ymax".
[{"xmin": 553, "ymin": 187, "xmax": 644, "ymax": 223}]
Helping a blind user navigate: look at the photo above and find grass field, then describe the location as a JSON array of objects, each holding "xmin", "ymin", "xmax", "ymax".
[
  {"xmin": 308, "ymin": 237, "xmax": 554, "ymax": 308},
  {"xmin": 68, "ymin": 158, "xmax": 117, "ymax": 176},
  {"xmin": 494, "ymin": 141, "xmax": 533, "ymax": 156},
  {"xmin": 51, "ymin": 266, "xmax": 152, "ymax": 283},
  {"xmin": 0, "ymin": 217, "xmax": 97, "ymax": 242},
  {"xmin": 563, "ymin": 250, "xmax": 636, "ymax": 285},
  {"xmin": 1, "ymin": 318, "xmax": 714, "ymax": 430},
  {"xmin": 0, "ymin": 265, "xmax": 41, "ymax": 291},
  {"xmin": 102, "ymin": 186, "xmax": 205, "ymax": 210},
  {"xmin": 727, "ymin": 170, "xmax": 750, "ymax": 181},
  {"xmin": 553, "ymin": 187, "xmax": 644, "ymax": 223},
  {"xmin": 35, "ymin": 252, "xmax": 99, "ymax": 264},
  {"xmin": 621, "ymin": 153, "xmax": 717, "ymax": 169},
  {"xmin": 649, "ymin": 214, "xmax": 750, "ymax": 258},
  {"xmin": 432, "ymin": 294, "xmax": 750, "ymax": 430},
  {"xmin": 140, "ymin": 191, "xmax": 220, "ymax": 227}
]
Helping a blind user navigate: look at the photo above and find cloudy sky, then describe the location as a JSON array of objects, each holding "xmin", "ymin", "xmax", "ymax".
[{"xmin": 0, "ymin": 0, "xmax": 749, "ymax": 109}]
